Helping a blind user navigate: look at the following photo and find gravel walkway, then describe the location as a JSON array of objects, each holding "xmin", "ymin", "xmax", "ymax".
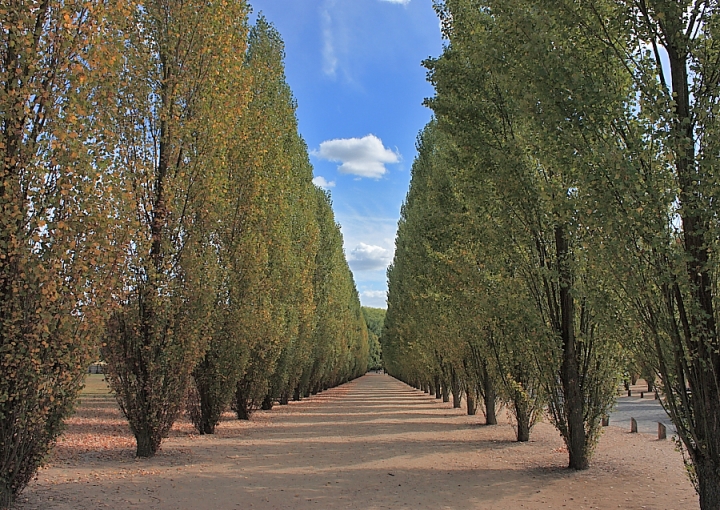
[{"xmin": 16, "ymin": 373, "xmax": 696, "ymax": 509}]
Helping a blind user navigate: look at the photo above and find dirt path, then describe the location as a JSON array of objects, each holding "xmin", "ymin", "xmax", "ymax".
[{"xmin": 17, "ymin": 373, "xmax": 695, "ymax": 509}]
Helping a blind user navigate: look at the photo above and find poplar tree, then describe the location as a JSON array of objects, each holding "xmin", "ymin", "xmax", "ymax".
[
  {"xmin": 228, "ymin": 17, "xmax": 320, "ymax": 420},
  {"xmin": 0, "ymin": 2, "xmax": 123, "ymax": 504},
  {"xmin": 101, "ymin": 0, "xmax": 249, "ymax": 457},
  {"xmin": 302, "ymin": 188, "xmax": 369, "ymax": 394},
  {"xmin": 424, "ymin": 0, "xmax": 624, "ymax": 468},
  {"xmin": 541, "ymin": 2, "xmax": 720, "ymax": 505}
]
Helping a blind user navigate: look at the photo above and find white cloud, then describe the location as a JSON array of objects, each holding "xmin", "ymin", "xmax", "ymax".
[
  {"xmin": 379, "ymin": 0, "xmax": 410, "ymax": 4},
  {"xmin": 315, "ymin": 135, "xmax": 400, "ymax": 179},
  {"xmin": 361, "ymin": 290, "xmax": 388, "ymax": 309},
  {"xmin": 347, "ymin": 243, "xmax": 393, "ymax": 271},
  {"xmin": 362, "ymin": 290, "xmax": 387, "ymax": 299},
  {"xmin": 312, "ymin": 176, "xmax": 336, "ymax": 189},
  {"xmin": 321, "ymin": 6, "xmax": 337, "ymax": 77}
]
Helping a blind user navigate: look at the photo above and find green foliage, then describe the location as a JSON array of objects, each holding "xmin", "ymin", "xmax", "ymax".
[
  {"xmin": 301, "ymin": 190, "xmax": 369, "ymax": 396},
  {"xmin": 226, "ymin": 17, "xmax": 319, "ymax": 419},
  {"xmin": 386, "ymin": 0, "xmax": 632, "ymax": 463},
  {"xmin": 362, "ymin": 307, "xmax": 386, "ymax": 338},
  {"xmin": 555, "ymin": 3, "xmax": 720, "ymax": 504},
  {"xmin": 219, "ymin": 17, "xmax": 368, "ymax": 419},
  {"xmin": 425, "ymin": 1, "xmax": 720, "ymax": 502},
  {"xmin": 422, "ymin": 0, "xmax": 627, "ymax": 468},
  {"xmin": 362, "ymin": 307, "xmax": 385, "ymax": 370}
]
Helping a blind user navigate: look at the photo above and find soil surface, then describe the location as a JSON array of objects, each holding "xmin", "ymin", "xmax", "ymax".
[{"xmin": 16, "ymin": 373, "xmax": 696, "ymax": 509}]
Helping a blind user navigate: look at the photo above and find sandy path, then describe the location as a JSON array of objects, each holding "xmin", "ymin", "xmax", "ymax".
[{"xmin": 17, "ymin": 373, "xmax": 696, "ymax": 509}]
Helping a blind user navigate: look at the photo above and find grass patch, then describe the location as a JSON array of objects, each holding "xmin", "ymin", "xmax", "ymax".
[{"xmin": 82, "ymin": 374, "xmax": 112, "ymax": 396}]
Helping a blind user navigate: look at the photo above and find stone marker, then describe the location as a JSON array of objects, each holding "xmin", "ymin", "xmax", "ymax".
[
  {"xmin": 658, "ymin": 422, "xmax": 667, "ymax": 440},
  {"xmin": 630, "ymin": 417, "xmax": 638, "ymax": 433}
]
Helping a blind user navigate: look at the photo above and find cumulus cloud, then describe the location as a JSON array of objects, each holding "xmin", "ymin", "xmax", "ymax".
[
  {"xmin": 362, "ymin": 290, "xmax": 387, "ymax": 300},
  {"xmin": 347, "ymin": 243, "xmax": 393, "ymax": 271},
  {"xmin": 312, "ymin": 176, "xmax": 336, "ymax": 189},
  {"xmin": 380, "ymin": 0, "xmax": 410, "ymax": 4},
  {"xmin": 315, "ymin": 135, "xmax": 400, "ymax": 179},
  {"xmin": 361, "ymin": 290, "xmax": 388, "ymax": 308}
]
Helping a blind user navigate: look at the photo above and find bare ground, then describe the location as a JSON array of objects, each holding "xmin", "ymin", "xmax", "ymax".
[{"xmin": 15, "ymin": 373, "xmax": 696, "ymax": 510}]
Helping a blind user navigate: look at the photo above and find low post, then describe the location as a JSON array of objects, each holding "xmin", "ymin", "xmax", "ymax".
[
  {"xmin": 627, "ymin": 390, "xmax": 632, "ymax": 397},
  {"xmin": 630, "ymin": 417, "xmax": 638, "ymax": 433},
  {"xmin": 601, "ymin": 416, "xmax": 609, "ymax": 427},
  {"xmin": 640, "ymin": 392, "xmax": 644, "ymax": 398},
  {"xmin": 658, "ymin": 423, "xmax": 667, "ymax": 440}
]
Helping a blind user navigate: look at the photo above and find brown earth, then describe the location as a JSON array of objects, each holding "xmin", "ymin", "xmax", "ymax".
[{"xmin": 15, "ymin": 373, "xmax": 696, "ymax": 509}]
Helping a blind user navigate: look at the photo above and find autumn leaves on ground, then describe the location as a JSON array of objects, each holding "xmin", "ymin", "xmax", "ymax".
[{"xmin": 14, "ymin": 374, "xmax": 692, "ymax": 510}]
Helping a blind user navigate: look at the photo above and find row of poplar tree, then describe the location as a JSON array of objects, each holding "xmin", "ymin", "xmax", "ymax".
[
  {"xmin": 382, "ymin": 1, "xmax": 720, "ymax": 509},
  {"xmin": 0, "ymin": 2, "xmax": 370, "ymax": 507}
]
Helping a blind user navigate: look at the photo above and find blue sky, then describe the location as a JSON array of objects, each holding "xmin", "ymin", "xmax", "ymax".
[{"xmin": 251, "ymin": 0, "xmax": 443, "ymax": 308}]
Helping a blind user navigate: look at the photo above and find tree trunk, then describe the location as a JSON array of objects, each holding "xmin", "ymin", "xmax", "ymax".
[
  {"xmin": 516, "ymin": 416, "xmax": 530, "ymax": 442},
  {"xmin": 442, "ymin": 383, "xmax": 450, "ymax": 403},
  {"xmin": 514, "ymin": 398, "xmax": 530, "ymax": 442},
  {"xmin": 452, "ymin": 387, "xmax": 462, "ymax": 408},
  {"xmin": 466, "ymin": 388, "xmax": 477, "ymax": 416},
  {"xmin": 235, "ymin": 404, "xmax": 250, "ymax": 420},
  {"xmin": 556, "ymin": 225, "xmax": 588, "ymax": 470},
  {"xmin": 429, "ymin": 380, "xmax": 436, "ymax": 396},
  {"xmin": 233, "ymin": 383, "xmax": 251, "ymax": 420},
  {"xmin": 279, "ymin": 392, "xmax": 289, "ymax": 405},
  {"xmin": 135, "ymin": 429, "xmax": 156, "ymax": 458},
  {"xmin": 451, "ymin": 368, "xmax": 462, "ymax": 408},
  {"xmin": 201, "ymin": 419, "xmax": 215, "ymax": 435},
  {"xmin": 0, "ymin": 482, "xmax": 11, "ymax": 510},
  {"xmin": 195, "ymin": 377, "xmax": 222, "ymax": 435},
  {"xmin": 663, "ymin": 33, "xmax": 720, "ymax": 509},
  {"xmin": 261, "ymin": 394, "xmax": 274, "ymax": 410},
  {"xmin": 696, "ymin": 456, "xmax": 720, "ymax": 510},
  {"xmin": 484, "ymin": 369, "xmax": 497, "ymax": 425},
  {"xmin": 293, "ymin": 386, "xmax": 301, "ymax": 401},
  {"xmin": 199, "ymin": 402, "xmax": 216, "ymax": 434},
  {"xmin": 435, "ymin": 375, "xmax": 442, "ymax": 399}
]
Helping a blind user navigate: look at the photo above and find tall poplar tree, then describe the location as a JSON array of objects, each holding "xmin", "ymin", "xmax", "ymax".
[
  {"xmin": 424, "ymin": 0, "xmax": 624, "ymax": 468},
  {"xmin": 0, "ymin": 1, "xmax": 123, "ymax": 504},
  {"xmin": 228, "ymin": 17, "xmax": 320, "ymax": 420},
  {"xmin": 539, "ymin": 2, "xmax": 720, "ymax": 505},
  {"xmin": 101, "ymin": 0, "xmax": 249, "ymax": 457}
]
